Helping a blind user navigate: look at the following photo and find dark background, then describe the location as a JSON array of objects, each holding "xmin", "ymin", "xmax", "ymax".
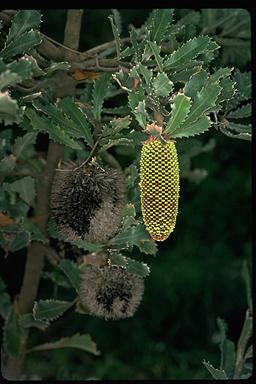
[{"xmin": 1, "ymin": 9, "xmax": 251, "ymax": 380}]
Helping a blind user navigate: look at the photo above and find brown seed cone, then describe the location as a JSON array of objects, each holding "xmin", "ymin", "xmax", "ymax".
[
  {"xmin": 50, "ymin": 162, "xmax": 125, "ymax": 242},
  {"xmin": 79, "ymin": 265, "xmax": 144, "ymax": 320}
]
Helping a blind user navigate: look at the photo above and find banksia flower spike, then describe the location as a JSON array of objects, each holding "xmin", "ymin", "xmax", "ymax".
[
  {"xmin": 79, "ymin": 265, "xmax": 144, "ymax": 320},
  {"xmin": 139, "ymin": 123, "xmax": 180, "ymax": 241},
  {"xmin": 50, "ymin": 161, "xmax": 125, "ymax": 242}
]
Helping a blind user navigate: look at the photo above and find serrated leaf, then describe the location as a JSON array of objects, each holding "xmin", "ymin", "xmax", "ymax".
[
  {"xmin": 8, "ymin": 230, "xmax": 30, "ymax": 252},
  {"xmin": 233, "ymin": 70, "xmax": 251, "ymax": 100},
  {"xmin": 218, "ymin": 77, "xmax": 236, "ymax": 103},
  {"xmin": 33, "ymin": 300, "xmax": 73, "ymax": 321},
  {"xmin": 172, "ymin": 116, "xmax": 211, "ymax": 139},
  {"xmin": 209, "ymin": 67, "xmax": 233, "ymax": 83},
  {"xmin": 25, "ymin": 108, "xmax": 83, "ymax": 150},
  {"xmin": 0, "ymin": 91, "xmax": 21, "ymax": 126},
  {"xmin": 8, "ymin": 176, "xmax": 35, "ymax": 207},
  {"xmin": 164, "ymin": 36, "xmax": 211, "ymax": 69},
  {"xmin": 148, "ymin": 9, "xmax": 174, "ymax": 43},
  {"xmin": 153, "ymin": 73, "xmax": 173, "ymax": 97},
  {"xmin": 171, "ymin": 66, "xmax": 202, "ymax": 83},
  {"xmin": 109, "ymin": 252, "xmax": 150, "ymax": 277},
  {"xmin": 146, "ymin": 41, "xmax": 163, "ymax": 72},
  {"xmin": 220, "ymin": 124, "xmax": 251, "ymax": 141},
  {"xmin": 227, "ymin": 104, "xmax": 251, "ymax": 119},
  {"xmin": 216, "ymin": 318, "xmax": 236, "ymax": 378},
  {"xmin": 7, "ymin": 58, "xmax": 33, "ymax": 80},
  {"xmin": 131, "ymin": 63, "xmax": 153, "ymax": 85},
  {"xmin": 1, "ymin": 30, "xmax": 42, "ymax": 59},
  {"xmin": 184, "ymin": 69, "xmax": 208, "ymax": 98},
  {"xmin": 0, "ymin": 70, "xmax": 20, "ymax": 91},
  {"xmin": 166, "ymin": 93, "xmax": 191, "ymax": 135},
  {"xmin": 111, "ymin": 223, "xmax": 157, "ymax": 255},
  {"xmin": 13, "ymin": 132, "xmax": 37, "ymax": 159},
  {"xmin": 7, "ymin": 10, "xmax": 42, "ymax": 43},
  {"xmin": 92, "ymin": 72, "xmax": 112, "ymax": 121},
  {"xmin": 19, "ymin": 313, "xmax": 49, "ymax": 330},
  {"xmin": 99, "ymin": 137, "xmax": 133, "ymax": 153},
  {"xmin": 57, "ymin": 97, "xmax": 93, "ymax": 147},
  {"xmin": 108, "ymin": 14, "xmax": 121, "ymax": 60},
  {"xmin": 0, "ymin": 154, "xmax": 16, "ymax": 173},
  {"xmin": 3, "ymin": 308, "xmax": 27, "ymax": 358},
  {"xmin": 27, "ymin": 333, "xmax": 100, "ymax": 355},
  {"xmin": 59, "ymin": 259, "xmax": 80, "ymax": 293},
  {"xmin": 180, "ymin": 82, "xmax": 221, "ymax": 128},
  {"xmin": 0, "ymin": 278, "xmax": 11, "ymax": 319},
  {"xmin": 134, "ymin": 100, "xmax": 149, "ymax": 128},
  {"xmin": 202, "ymin": 360, "xmax": 228, "ymax": 380}
]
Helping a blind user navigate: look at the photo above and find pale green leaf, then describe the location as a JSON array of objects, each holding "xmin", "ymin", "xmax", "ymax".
[
  {"xmin": 134, "ymin": 100, "xmax": 149, "ymax": 128},
  {"xmin": 202, "ymin": 360, "xmax": 228, "ymax": 380},
  {"xmin": 171, "ymin": 66, "xmax": 202, "ymax": 83},
  {"xmin": 59, "ymin": 259, "xmax": 80, "ymax": 293},
  {"xmin": 7, "ymin": 58, "xmax": 33, "ymax": 79},
  {"xmin": 0, "ymin": 91, "xmax": 21, "ymax": 125},
  {"xmin": 45, "ymin": 61, "xmax": 70, "ymax": 75},
  {"xmin": 7, "ymin": 10, "xmax": 42, "ymax": 43},
  {"xmin": 164, "ymin": 36, "xmax": 211, "ymax": 69},
  {"xmin": 166, "ymin": 93, "xmax": 191, "ymax": 135},
  {"xmin": 1, "ymin": 30, "xmax": 42, "ymax": 59},
  {"xmin": 33, "ymin": 300, "xmax": 73, "ymax": 321},
  {"xmin": 92, "ymin": 72, "xmax": 112, "ymax": 121},
  {"xmin": 28, "ymin": 333, "xmax": 100, "ymax": 356},
  {"xmin": 0, "ymin": 154, "xmax": 16, "ymax": 173},
  {"xmin": 172, "ymin": 116, "xmax": 211, "ymax": 139},
  {"xmin": 0, "ymin": 70, "xmax": 20, "ymax": 91},
  {"xmin": 153, "ymin": 73, "xmax": 173, "ymax": 97},
  {"xmin": 7, "ymin": 176, "xmax": 35, "ymax": 207},
  {"xmin": 217, "ymin": 318, "xmax": 236, "ymax": 378},
  {"xmin": 108, "ymin": 15, "xmax": 121, "ymax": 60},
  {"xmin": 99, "ymin": 137, "xmax": 133, "ymax": 153},
  {"xmin": 146, "ymin": 41, "xmax": 163, "ymax": 72}
]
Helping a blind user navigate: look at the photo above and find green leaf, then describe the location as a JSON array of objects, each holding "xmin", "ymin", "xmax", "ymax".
[
  {"xmin": 227, "ymin": 104, "xmax": 251, "ymax": 119},
  {"xmin": 146, "ymin": 41, "xmax": 163, "ymax": 72},
  {"xmin": 19, "ymin": 314, "xmax": 49, "ymax": 331},
  {"xmin": 134, "ymin": 100, "xmax": 149, "ymax": 128},
  {"xmin": 0, "ymin": 278, "xmax": 11, "ymax": 319},
  {"xmin": 218, "ymin": 78, "xmax": 236, "ymax": 103},
  {"xmin": 220, "ymin": 124, "xmax": 251, "ymax": 141},
  {"xmin": 164, "ymin": 36, "xmax": 211, "ymax": 69},
  {"xmin": 25, "ymin": 108, "xmax": 83, "ymax": 150},
  {"xmin": 165, "ymin": 93, "xmax": 191, "ymax": 135},
  {"xmin": 108, "ymin": 15, "xmax": 121, "ymax": 60},
  {"xmin": 92, "ymin": 72, "xmax": 112, "ymax": 121},
  {"xmin": 13, "ymin": 132, "xmax": 37, "ymax": 159},
  {"xmin": 184, "ymin": 69, "xmax": 208, "ymax": 98},
  {"xmin": 8, "ymin": 176, "xmax": 35, "ymax": 207},
  {"xmin": 202, "ymin": 360, "xmax": 228, "ymax": 380},
  {"xmin": 0, "ymin": 154, "xmax": 16, "ymax": 173},
  {"xmin": 209, "ymin": 67, "xmax": 233, "ymax": 83},
  {"xmin": 111, "ymin": 9, "xmax": 122, "ymax": 34},
  {"xmin": 180, "ymin": 82, "xmax": 221, "ymax": 128},
  {"xmin": 33, "ymin": 300, "xmax": 73, "ymax": 321},
  {"xmin": 109, "ymin": 252, "xmax": 150, "ymax": 277},
  {"xmin": 7, "ymin": 10, "xmax": 42, "ymax": 43},
  {"xmin": 45, "ymin": 61, "xmax": 70, "ymax": 75},
  {"xmin": 153, "ymin": 73, "xmax": 173, "ymax": 97},
  {"xmin": 217, "ymin": 318, "xmax": 236, "ymax": 378},
  {"xmin": 0, "ymin": 70, "xmax": 20, "ymax": 91},
  {"xmin": 172, "ymin": 116, "xmax": 211, "ymax": 139},
  {"xmin": 3, "ymin": 308, "xmax": 27, "ymax": 358},
  {"xmin": 148, "ymin": 9, "xmax": 174, "ymax": 43},
  {"xmin": 27, "ymin": 333, "xmax": 100, "ymax": 356},
  {"xmin": 57, "ymin": 97, "xmax": 94, "ymax": 147},
  {"xmin": 99, "ymin": 137, "xmax": 133, "ymax": 153},
  {"xmin": 171, "ymin": 66, "xmax": 202, "ymax": 83},
  {"xmin": 1, "ymin": 30, "xmax": 42, "ymax": 59},
  {"xmin": 111, "ymin": 223, "xmax": 157, "ymax": 255},
  {"xmin": 129, "ymin": 63, "xmax": 153, "ymax": 85},
  {"xmin": 8, "ymin": 230, "xmax": 30, "ymax": 252},
  {"xmin": 233, "ymin": 70, "xmax": 251, "ymax": 100},
  {"xmin": 0, "ymin": 91, "xmax": 21, "ymax": 126},
  {"xmin": 7, "ymin": 58, "xmax": 33, "ymax": 79},
  {"xmin": 59, "ymin": 259, "xmax": 80, "ymax": 293}
]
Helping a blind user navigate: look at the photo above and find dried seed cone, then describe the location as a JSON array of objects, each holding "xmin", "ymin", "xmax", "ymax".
[
  {"xmin": 80, "ymin": 265, "xmax": 144, "ymax": 320},
  {"xmin": 50, "ymin": 162, "xmax": 125, "ymax": 242},
  {"xmin": 139, "ymin": 137, "xmax": 180, "ymax": 241}
]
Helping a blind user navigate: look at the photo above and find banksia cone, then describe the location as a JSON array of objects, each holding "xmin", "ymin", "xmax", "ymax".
[
  {"xmin": 80, "ymin": 265, "xmax": 144, "ymax": 320},
  {"xmin": 139, "ymin": 125, "xmax": 180, "ymax": 241},
  {"xmin": 50, "ymin": 161, "xmax": 125, "ymax": 242}
]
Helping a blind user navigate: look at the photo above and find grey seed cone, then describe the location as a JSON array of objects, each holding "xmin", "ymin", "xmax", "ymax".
[
  {"xmin": 50, "ymin": 162, "xmax": 125, "ymax": 242},
  {"xmin": 80, "ymin": 265, "xmax": 144, "ymax": 320}
]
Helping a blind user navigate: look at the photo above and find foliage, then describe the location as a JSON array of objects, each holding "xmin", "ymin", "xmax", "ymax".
[{"xmin": 0, "ymin": 8, "xmax": 251, "ymax": 380}]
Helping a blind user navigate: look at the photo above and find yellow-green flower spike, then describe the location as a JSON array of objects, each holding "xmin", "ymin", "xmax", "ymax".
[{"xmin": 139, "ymin": 136, "xmax": 180, "ymax": 241}]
